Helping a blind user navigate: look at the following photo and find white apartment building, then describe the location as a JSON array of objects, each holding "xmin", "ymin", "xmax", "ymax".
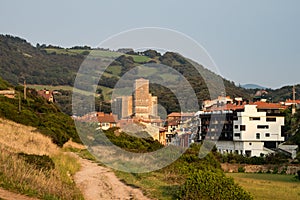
[{"xmin": 198, "ymin": 101, "xmax": 287, "ymax": 157}]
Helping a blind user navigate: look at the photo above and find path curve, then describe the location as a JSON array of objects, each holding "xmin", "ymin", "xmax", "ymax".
[{"xmin": 72, "ymin": 153, "xmax": 152, "ymax": 200}]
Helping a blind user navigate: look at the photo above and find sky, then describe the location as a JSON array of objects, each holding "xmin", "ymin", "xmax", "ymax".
[{"xmin": 0, "ymin": 0, "xmax": 299, "ymax": 89}]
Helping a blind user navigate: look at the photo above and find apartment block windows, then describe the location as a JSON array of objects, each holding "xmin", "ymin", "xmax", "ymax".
[
  {"xmin": 265, "ymin": 133, "xmax": 270, "ymax": 137},
  {"xmin": 256, "ymin": 133, "xmax": 260, "ymax": 139},
  {"xmin": 266, "ymin": 117, "xmax": 276, "ymax": 122},
  {"xmin": 240, "ymin": 125, "xmax": 246, "ymax": 131},
  {"xmin": 250, "ymin": 117, "xmax": 260, "ymax": 121},
  {"xmin": 257, "ymin": 125, "xmax": 269, "ymax": 129}
]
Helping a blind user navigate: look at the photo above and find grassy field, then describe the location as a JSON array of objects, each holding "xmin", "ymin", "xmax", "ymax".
[
  {"xmin": 106, "ymin": 65, "xmax": 121, "ymax": 76},
  {"xmin": 44, "ymin": 48, "xmax": 151, "ymax": 63},
  {"xmin": 227, "ymin": 173, "xmax": 300, "ymax": 200},
  {"xmin": 130, "ymin": 55, "xmax": 151, "ymax": 63},
  {"xmin": 27, "ymin": 84, "xmax": 74, "ymax": 91}
]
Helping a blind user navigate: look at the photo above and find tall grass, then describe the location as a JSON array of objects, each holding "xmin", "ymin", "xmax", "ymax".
[
  {"xmin": 0, "ymin": 147, "xmax": 83, "ymax": 199},
  {"xmin": 0, "ymin": 118, "xmax": 83, "ymax": 199},
  {"xmin": 0, "ymin": 118, "xmax": 59, "ymax": 155}
]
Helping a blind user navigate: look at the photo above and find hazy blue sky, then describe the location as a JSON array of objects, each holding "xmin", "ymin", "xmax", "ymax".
[{"xmin": 1, "ymin": 0, "xmax": 299, "ymax": 89}]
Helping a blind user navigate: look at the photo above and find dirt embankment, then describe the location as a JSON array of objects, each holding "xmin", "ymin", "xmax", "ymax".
[{"xmin": 72, "ymin": 153, "xmax": 152, "ymax": 200}]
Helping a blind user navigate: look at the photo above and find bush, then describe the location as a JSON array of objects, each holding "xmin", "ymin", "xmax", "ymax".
[
  {"xmin": 179, "ymin": 170, "xmax": 253, "ymax": 200},
  {"xmin": 297, "ymin": 170, "xmax": 300, "ymax": 180},
  {"xmin": 18, "ymin": 153, "xmax": 55, "ymax": 171},
  {"xmin": 238, "ymin": 166, "xmax": 245, "ymax": 173}
]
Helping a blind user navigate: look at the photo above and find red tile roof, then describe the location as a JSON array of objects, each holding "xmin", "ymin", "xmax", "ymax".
[
  {"xmin": 252, "ymin": 101, "xmax": 288, "ymax": 110},
  {"xmin": 204, "ymin": 101, "xmax": 288, "ymax": 112},
  {"xmin": 37, "ymin": 90, "xmax": 53, "ymax": 101},
  {"xmin": 97, "ymin": 112, "xmax": 117, "ymax": 123},
  {"xmin": 167, "ymin": 112, "xmax": 194, "ymax": 117},
  {"xmin": 285, "ymin": 99, "xmax": 300, "ymax": 104}
]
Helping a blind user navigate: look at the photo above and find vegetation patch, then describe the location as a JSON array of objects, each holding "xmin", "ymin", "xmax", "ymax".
[
  {"xmin": 227, "ymin": 173, "xmax": 300, "ymax": 200},
  {"xmin": 0, "ymin": 147, "xmax": 83, "ymax": 200},
  {"xmin": 0, "ymin": 81, "xmax": 80, "ymax": 147},
  {"xmin": 115, "ymin": 144, "xmax": 252, "ymax": 200},
  {"xmin": 18, "ymin": 153, "xmax": 55, "ymax": 171}
]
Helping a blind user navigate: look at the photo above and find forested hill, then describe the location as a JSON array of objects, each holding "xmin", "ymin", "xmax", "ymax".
[
  {"xmin": 0, "ymin": 34, "xmax": 250, "ymax": 98},
  {"xmin": 0, "ymin": 35, "xmax": 83, "ymax": 85}
]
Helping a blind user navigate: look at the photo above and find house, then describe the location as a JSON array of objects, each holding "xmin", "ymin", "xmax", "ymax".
[
  {"xmin": 37, "ymin": 90, "xmax": 54, "ymax": 102},
  {"xmin": 74, "ymin": 112, "xmax": 117, "ymax": 130},
  {"xmin": 0, "ymin": 89, "xmax": 15, "ymax": 98},
  {"xmin": 284, "ymin": 99, "xmax": 300, "ymax": 108},
  {"xmin": 197, "ymin": 100, "xmax": 287, "ymax": 157},
  {"xmin": 96, "ymin": 112, "xmax": 117, "ymax": 130},
  {"xmin": 159, "ymin": 127, "xmax": 167, "ymax": 145},
  {"xmin": 165, "ymin": 112, "xmax": 195, "ymax": 146},
  {"xmin": 166, "ymin": 112, "xmax": 194, "ymax": 133}
]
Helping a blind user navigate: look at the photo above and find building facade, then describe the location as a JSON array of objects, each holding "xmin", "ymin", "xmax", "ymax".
[
  {"xmin": 113, "ymin": 78, "xmax": 158, "ymax": 120},
  {"xmin": 197, "ymin": 102, "xmax": 286, "ymax": 157}
]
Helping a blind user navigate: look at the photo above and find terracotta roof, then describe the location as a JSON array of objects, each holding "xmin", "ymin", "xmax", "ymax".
[
  {"xmin": 285, "ymin": 99, "xmax": 300, "ymax": 104},
  {"xmin": 97, "ymin": 112, "xmax": 117, "ymax": 123},
  {"xmin": 167, "ymin": 112, "xmax": 194, "ymax": 117},
  {"xmin": 205, "ymin": 104, "xmax": 245, "ymax": 112},
  {"xmin": 204, "ymin": 101, "xmax": 288, "ymax": 112},
  {"xmin": 252, "ymin": 101, "xmax": 288, "ymax": 110},
  {"xmin": 37, "ymin": 90, "xmax": 53, "ymax": 101}
]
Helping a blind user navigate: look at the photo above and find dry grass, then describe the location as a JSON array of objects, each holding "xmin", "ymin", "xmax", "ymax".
[
  {"xmin": 0, "ymin": 118, "xmax": 58, "ymax": 155},
  {"xmin": 0, "ymin": 118, "xmax": 83, "ymax": 199},
  {"xmin": 0, "ymin": 146, "xmax": 82, "ymax": 199}
]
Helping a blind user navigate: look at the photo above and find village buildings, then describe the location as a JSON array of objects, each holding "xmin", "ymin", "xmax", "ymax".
[{"xmin": 73, "ymin": 78, "xmax": 299, "ymax": 157}]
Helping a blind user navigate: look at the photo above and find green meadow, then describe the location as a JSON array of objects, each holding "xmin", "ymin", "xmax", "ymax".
[{"xmin": 227, "ymin": 173, "xmax": 300, "ymax": 200}]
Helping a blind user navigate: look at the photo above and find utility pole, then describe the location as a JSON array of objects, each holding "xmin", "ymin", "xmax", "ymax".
[
  {"xmin": 18, "ymin": 92, "xmax": 21, "ymax": 112},
  {"xmin": 292, "ymin": 85, "xmax": 296, "ymax": 115},
  {"xmin": 23, "ymin": 79, "xmax": 27, "ymax": 100}
]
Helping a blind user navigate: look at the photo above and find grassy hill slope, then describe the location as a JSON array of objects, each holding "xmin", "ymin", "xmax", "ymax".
[
  {"xmin": 0, "ymin": 118, "xmax": 83, "ymax": 200},
  {"xmin": 0, "ymin": 77, "xmax": 80, "ymax": 147}
]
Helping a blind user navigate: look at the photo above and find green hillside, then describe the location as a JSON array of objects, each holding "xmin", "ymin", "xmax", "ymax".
[
  {"xmin": 0, "ymin": 34, "xmax": 251, "ymax": 115},
  {"xmin": 0, "ymin": 77, "xmax": 80, "ymax": 147}
]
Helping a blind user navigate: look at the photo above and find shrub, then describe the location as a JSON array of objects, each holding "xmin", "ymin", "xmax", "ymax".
[
  {"xmin": 179, "ymin": 170, "xmax": 253, "ymax": 200},
  {"xmin": 238, "ymin": 166, "xmax": 245, "ymax": 173},
  {"xmin": 297, "ymin": 170, "xmax": 300, "ymax": 180},
  {"xmin": 18, "ymin": 153, "xmax": 55, "ymax": 171},
  {"xmin": 272, "ymin": 166, "xmax": 279, "ymax": 174}
]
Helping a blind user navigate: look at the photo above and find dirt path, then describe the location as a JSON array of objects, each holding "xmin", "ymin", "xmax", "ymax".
[
  {"xmin": 0, "ymin": 188, "xmax": 38, "ymax": 200},
  {"xmin": 73, "ymin": 154, "xmax": 152, "ymax": 200}
]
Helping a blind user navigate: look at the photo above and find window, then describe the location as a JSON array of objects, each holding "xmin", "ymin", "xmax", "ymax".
[
  {"xmin": 265, "ymin": 133, "xmax": 270, "ymax": 137},
  {"xmin": 234, "ymin": 125, "xmax": 239, "ymax": 129},
  {"xmin": 266, "ymin": 117, "xmax": 276, "ymax": 122},
  {"xmin": 257, "ymin": 125, "xmax": 269, "ymax": 129},
  {"xmin": 234, "ymin": 133, "xmax": 241, "ymax": 138},
  {"xmin": 240, "ymin": 125, "xmax": 246, "ymax": 131},
  {"xmin": 250, "ymin": 117, "xmax": 261, "ymax": 121},
  {"xmin": 256, "ymin": 133, "xmax": 260, "ymax": 139}
]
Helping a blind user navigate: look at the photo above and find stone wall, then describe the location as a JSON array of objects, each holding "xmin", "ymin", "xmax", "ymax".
[{"xmin": 221, "ymin": 163, "xmax": 300, "ymax": 175}]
